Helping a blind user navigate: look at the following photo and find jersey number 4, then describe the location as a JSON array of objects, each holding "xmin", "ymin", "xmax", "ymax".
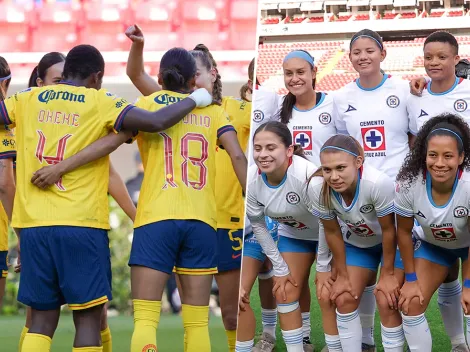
[
  {"xmin": 160, "ymin": 132, "xmax": 208, "ymax": 190},
  {"xmin": 35, "ymin": 130, "xmax": 72, "ymax": 191}
]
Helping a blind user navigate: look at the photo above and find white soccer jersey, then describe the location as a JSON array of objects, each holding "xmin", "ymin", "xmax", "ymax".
[
  {"xmin": 395, "ymin": 170, "xmax": 470, "ymax": 249},
  {"xmin": 246, "ymin": 155, "xmax": 319, "ymax": 241},
  {"xmin": 287, "ymin": 92, "xmax": 339, "ymax": 166},
  {"xmin": 408, "ymin": 77, "xmax": 470, "ymax": 134},
  {"xmin": 334, "ymin": 75, "xmax": 411, "ymax": 180},
  {"xmin": 308, "ymin": 164, "xmax": 395, "ymax": 248}
]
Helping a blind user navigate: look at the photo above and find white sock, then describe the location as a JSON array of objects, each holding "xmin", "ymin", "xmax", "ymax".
[
  {"xmin": 325, "ymin": 333, "xmax": 342, "ymax": 352},
  {"xmin": 261, "ymin": 308, "xmax": 277, "ymax": 338},
  {"xmin": 281, "ymin": 327, "xmax": 304, "ymax": 352},
  {"xmin": 359, "ymin": 284, "xmax": 376, "ymax": 346},
  {"xmin": 336, "ymin": 309, "xmax": 362, "ymax": 352},
  {"xmin": 301, "ymin": 311, "xmax": 311, "ymax": 339},
  {"xmin": 381, "ymin": 324, "xmax": 405, "ymax": 352},
  {"xmin": 235, "ymin": 339, "xmax": 254, "ymax": 352},
  {"xmin": 401, "ymin": 313, "xmax": 432, "ymax": 352},
  {"xmin": 438, "ymin": 280, "xmax": 466, "ymax": 348}
]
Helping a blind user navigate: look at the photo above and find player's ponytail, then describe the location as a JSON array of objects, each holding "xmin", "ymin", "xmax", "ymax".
[
  {"xmin": 29, "ymin": 52, "xmax": 66, "ymax": 87},
  {"xmin": 398, "ymin": 113, "xmax": 470, "ymax": 187},
  {"xmin": 280, "ymin": 50, "xmax": 316, "ymax": 124},
  {"xmin": 0, "ymin": 57, "xmax": 11, "ymax": 102},
  {"xmin": 240, "ymin": 58, "xmax": 255, "ymax": 102},
  {"xmin": 159, "ymin": 48, "xmax": 197, "ymax": 92},
  {"xmin": 310, "ymin": 134, "xmax": 364, "ymax": 209},
  {"xmin": 191, "ymin": 44, "xmax": 223, "ymax": 105}
]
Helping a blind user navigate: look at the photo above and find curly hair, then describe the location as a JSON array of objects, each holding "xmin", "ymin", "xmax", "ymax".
[
  {"xmin": 190, "ymin": 44, "xmax": 222, "ymax": 104},
  {"xmin": 397, "ymin": 113, "xmax": 470, "ymax": 188},
  {"xmin": 63, "ymin": 45, "xmax": 104, "ymax": 80}
]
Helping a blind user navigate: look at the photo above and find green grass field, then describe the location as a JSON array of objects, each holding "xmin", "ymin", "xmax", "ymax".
[
  {"xmin": 249, "ymin": 278, "xmax": 452, "ymax": 352},
  {"xmin": 0, "ymin": 313, "xmax": 227, "ymax": 351}
]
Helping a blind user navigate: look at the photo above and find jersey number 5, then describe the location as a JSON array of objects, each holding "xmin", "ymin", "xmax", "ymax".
[
  {"xmin": 35, "ymin": 130, "xmax": 72, "ymax": 191},
  {"xmin": 160, "ymin": 132, "xmax": 209, "ymax": 190}
]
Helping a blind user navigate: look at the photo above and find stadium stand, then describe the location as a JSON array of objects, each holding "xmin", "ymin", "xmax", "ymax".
[{"xmin": 256, "ymin": 0, "xmax": 470, "ymax": 94}]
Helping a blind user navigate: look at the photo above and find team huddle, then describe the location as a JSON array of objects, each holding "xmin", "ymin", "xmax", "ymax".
[
  {"xmin": 238, "ymin": 29, "xmax": 470, "ymax": 352},
  {"xmin": 0, "ymin": 25, "xmax": 252, "ymax": 352}
]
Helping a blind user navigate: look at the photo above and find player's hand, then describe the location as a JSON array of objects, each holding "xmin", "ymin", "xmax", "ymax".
[
  {"xmin": 375, "ymin": 272, "xmax": 400, "ymax": 310},
  {"xmin": 330, "ymin": 274, "xmax": 358, "ymax": 301},
  {"xmin": 315, "ymin": 271, "xmax": 334, "ymax": 298},
  {"xmin": 461, "ymin": 287, "xmax": 470, "ymax": 314},
  {"xmin": 125, "ymin": 24, "xmax": 144, "ymax": 43},
  {"xmin": 188, "ymin": 88, "xmax": 213, "ymax": 108},
  {"xmin": 272, "ymin": 273, "xmax": 297, "ymax": 301},
  {"xmin": 31, "ymin": 165, "xmax": 63, "ymax": 189},
  {"xmin": 238, "ymin": 287, "xmax": 250, "ymax": 312},
  {"xmin": 398, "ymin": 281, "xmax": 424, "ymax": 315},
  {"xmin": 409, "ymin": 76, "xmax": 427, "ymax": 96}
]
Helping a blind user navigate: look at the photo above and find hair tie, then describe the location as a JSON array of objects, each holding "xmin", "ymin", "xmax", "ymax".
[
  {"xmin": 350, "ymin": 35, "xmax": 383, "ymax": 50},
  {"xmin": 320, "ymin": 146, "xmax": 358, "ymax": 157},
  {"xmin": 0, "ymin": 74, "xmax": 11, "ymax": 82},
  {"xmin": 429, "ymin": 127, "xmax": 463, "ymax": 146},
  {"xmin": 283, "ymin": 50, "xmax": 314, "ymax": 67}
]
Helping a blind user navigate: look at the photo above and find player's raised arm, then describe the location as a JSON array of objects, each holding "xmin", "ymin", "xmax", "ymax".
[
  {"xmin": 121, "ymin": 88, "xmax": 212, "ymax": 132},
  {"xmin": 125, "ymin": 24, "xmax": 160, "ymax": 96},
  {"xmin": 218, "ymin": 130, "xmax": 247, "ymax": 192}
]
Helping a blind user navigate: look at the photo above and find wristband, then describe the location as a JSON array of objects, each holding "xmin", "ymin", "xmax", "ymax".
[
  {"xmin": 464, "ymin": 279, "xmax": 470, "ymax": 289},
  {"xmin": 405, "ymin": 272, "xmax": 417, "ymax": 282}
]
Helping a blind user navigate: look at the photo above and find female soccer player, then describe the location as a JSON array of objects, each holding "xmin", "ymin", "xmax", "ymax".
[
  {"xmin": 22, "ymin": 51, "xmax": 136, "ymax": 352},
  {"xmin": 0, "ymin": 44, "xmax": 214, "ymax": 352},
  {"xmin": 124, "ymin": 24, "xmax": 250, "ymax": 352},
  {"xmin": 395, "ymin": 113, "xmax": 470, "ymax": 352},
  {"xmin": 245, "ymin": 121, "xmax": 334, "ymax": 352},
  {"xmin": 333, "ymin": 29, "xmax": 413, "ymax": 350},
  {"xmin": 308, "ymin": 135, "xmax": 405, "ymax": 352},
  {"xmin": 0, "ymin": 57, "xmax": 16, "ymax": 310}
]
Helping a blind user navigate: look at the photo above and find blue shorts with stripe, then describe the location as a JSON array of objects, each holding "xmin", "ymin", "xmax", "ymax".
[
  {"xmin": 413, "ymin": 238, "xmax": 468, "ymax": 267},
  {"xmin": 0, "ymin": 251, "xmax": 7, "ymax": 278},
  {"xmin": 345, "ymin": 243, "xmax": 404, "ymax": 271},
  {"xmin": 129, "ymin": 220, "xmax": 218, "ymax": 276},
  {"xmin": 17, "ymin": 226, "xmax": 112, "ymax": 311},
  {"xmin": 217, "ymin": 228, "xmax": 243, "ymax": 272},
  {"xmin": 242, "ymin": 217, "xmax": 278, "ymax": 262}
]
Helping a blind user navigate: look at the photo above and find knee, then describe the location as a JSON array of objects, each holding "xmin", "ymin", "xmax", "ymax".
[
  {"xmin": 375, "ymin": 290, "xmax": 395, "ymax": 315},
  {"xmin": 404, "ymin": 296, "xmax": 427, "ymax": 316},
  {"xmin": 335, "ymin": 292, "xmax": 359, "ymax": 313},
  {"xmin": 275, "ymin": 282, "xmax": 301, "ymax": 304},
  {"xmin": 221, "ymin": 311, "xmax": 239, "ymax": 331},
  {"xmin": 317, "ymin": 286, "xmax": 334, "ymax": 309}
]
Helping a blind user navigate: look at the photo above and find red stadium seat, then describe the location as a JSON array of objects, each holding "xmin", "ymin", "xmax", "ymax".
[
  {"xmin": 0, "ymin": 3, "xmax": 32, "ymax": 52},
  {"xmin": 229, "ymin": 0, "xmax": 258, "ymax": 50}
]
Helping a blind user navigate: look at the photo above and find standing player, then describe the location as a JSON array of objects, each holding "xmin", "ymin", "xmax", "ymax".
[
  {"xmin": 395, "ymin": 114, "xmax": 470, "ymax": 352},
  {"xmin": 21, "ymin": 51, "xmax": 136, "ymax": 352},
  {"xmin": 308, "ymin": 135, "xmax": 405, "ymax": 352},
  {"xmin": 333, "ymin": 29, "xmax": 412, "ymax": 351},
  {"xmin": 0, "ymin": 57, "xmax": 16, "ymax": 309},
  {"xmin": 406, "ymin": 31, "xmax": 470, "ymax": 352},
  {"xmin": 0, "ymin": 44, "xmax": 213, "ymax": 352},
  {"xmin": 123, "ymin": 25, "xmax": 250, "ymax": 352},
  {"xmin": 127, "ymin": 48, "xmax": 247, "ymax": 352},
  {"xmin": 245, "ymin": 121, "xmax": 334, "ymax": 352}
]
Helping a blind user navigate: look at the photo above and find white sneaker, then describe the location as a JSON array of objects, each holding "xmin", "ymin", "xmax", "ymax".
[{"xmin": 252, "ymin": 332, "xmax": 276, "ymax": 352}]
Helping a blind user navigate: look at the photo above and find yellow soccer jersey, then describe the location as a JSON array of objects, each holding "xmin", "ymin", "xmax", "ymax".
[
  {"xmin": 0, "ymin": 125, "xmax": 15, "ymax": 251},
  {"xmin": 134, "ymin": 90, "xmax": 233, "ymax": 230},
  {"xmin": 216, "ymin": 97, "xmax": 251, "ymax": 229},
  {"xmin": 0, "ymin": 83, "xmax": 134, "ymax": 229}
]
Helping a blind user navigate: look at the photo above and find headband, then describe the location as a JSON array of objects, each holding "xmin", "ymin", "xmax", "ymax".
[
  {"xmin": 320, "ymin": 146, "xmax": 358, "ymax": 157},
  {"xmin": 283, "ymin": 50, "xmax": 314, "ymax": 67},
  {"xmin": 0, "ymin": 74, "xmax": 11, "ymax": 82},
  {"xmin": 350, "ymin": 35, "xmax": 383, "ymax": 50},
  {"xmin": 429, "ymin": 127, "xmax": 463, "ymax": 146}
]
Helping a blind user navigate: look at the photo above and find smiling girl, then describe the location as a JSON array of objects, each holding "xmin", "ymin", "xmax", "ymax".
[
  {"xmin": 395, "ymin": 113, "xmax": 470, "ymax": 352},
  {"xmin": 308, "ymin": 135, "xmax": 405, "ymax": 352}
]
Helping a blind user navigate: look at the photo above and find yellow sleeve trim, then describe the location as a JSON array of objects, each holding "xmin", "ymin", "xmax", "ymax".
[{"xmin": 68, "ymin": 295, "xmax": 108, "ymax": 310}]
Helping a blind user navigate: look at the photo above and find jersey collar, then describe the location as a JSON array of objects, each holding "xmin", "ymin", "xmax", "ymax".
[
  {"xmin": 58, "ymin": 80, "xmax": 79, "ymax": 87},
  {"xmin": 427, "ymin": 76, "xmax": 460, "ymax": 96},
  {"xmin": 332, "ymin": 167, "xmax": 362, "ymax": 212},
  {"xmin": 425, "ymin": 168, "xmax": 462, "ymax": 208},
  {"xmin": 293, "ymin": 92, "xmax": 325, "ymax": 112},
  {"xmin": 355, "ymin": 74, "xmax": 389, "ymax": 91},
  {"xmin": 260, "ymin": 157, "xmax": 293, "ymax": 188}
]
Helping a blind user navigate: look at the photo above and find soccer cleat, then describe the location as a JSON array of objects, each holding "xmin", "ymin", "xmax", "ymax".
[
  {"xmin": 303, "ymin": 337, "xmax": 315, "ymax": 352},
  {"xmin": 452, "ymin": 344, "xmax": 470, "ymax": 352},
  {"xmin": 252, "ymin": 332, "xmax": 276, "ymax": 352},
  {"xmin": 361, "ymin": 343, "xmax": 376, "ymax": 352}
]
